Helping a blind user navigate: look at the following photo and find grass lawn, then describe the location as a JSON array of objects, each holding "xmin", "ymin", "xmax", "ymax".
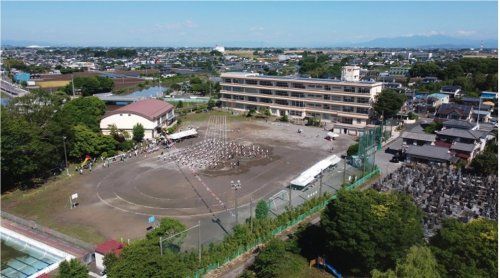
[{"xmin": 1, "ymin": 167, "xmax": 105, "ymax": 244}]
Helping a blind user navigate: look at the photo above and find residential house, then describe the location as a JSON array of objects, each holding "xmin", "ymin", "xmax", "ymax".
[
  {"xmin": 434, "ymin": 103, "xmax": 473, "ymax": 122},
  {"xmin": 440, "ymin": 85, "xmax": 462, "ymax": 98}
]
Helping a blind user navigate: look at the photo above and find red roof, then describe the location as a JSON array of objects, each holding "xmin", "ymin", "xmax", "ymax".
[
  {"xmin": 105, "ymin": 99, "xmax": 174, "ymax": 121},
  {"xmin": 434, "ymin": 140, "xmax": 452, "ymax": 148},
  {"xmin": 95, "ymin": 240, "xmax": 124, "ymax": 255}
]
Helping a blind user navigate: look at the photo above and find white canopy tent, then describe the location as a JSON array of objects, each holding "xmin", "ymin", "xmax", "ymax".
[
  {"xmin": 290, "ymin": 154, "xmax": 341, "ymax": 188},
  {"xmin": 167, "ymin": 128, "xmax": 198, "ymax": 141}
]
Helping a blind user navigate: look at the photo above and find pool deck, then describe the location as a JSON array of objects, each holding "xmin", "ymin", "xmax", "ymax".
[{"xmin": 1, "ymin": 218, "xmax": 91, "ymax": 259}]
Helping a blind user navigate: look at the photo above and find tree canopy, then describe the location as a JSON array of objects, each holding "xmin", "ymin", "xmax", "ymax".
[
  {"xmin": 470, "ymin": 139, "xmax": 497, "ymax": 176},
  {"xmin": 430, "ymin": 218, "xmax": 497, "ymax": 278},
  {"xmin": 320, "ymin": 189, "xmax": 424, "ymax": 275},
  {"xmin": 374, "ymin": 89, "xmax": 406, "ymax": 119},
  {"xmin": 252, "ymin": 239, "xmax": 307, "ymax": 278},
  {"xmin": 132, "ymin": 123, "xmax": 145, "ymax": 142},
  {"xmin": 255, "ymin": 200, "xmax": 269, "ymax": 220},
  {"xmin": 58, "ymin": 259, "xmax": 88, "ymax": 278},
  {"xmin": 65, "ymin": 76, "xmax": 114, "ymax": 96},
  {"xmin": 371, "ymin": 246, "xmax": 440, "ymax": 278}
]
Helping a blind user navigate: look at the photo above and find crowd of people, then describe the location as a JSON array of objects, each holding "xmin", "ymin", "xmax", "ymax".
[
  {"xmin": 162, "ymin": 138, "xmax": 270, "ymax": 171},
  {"xmin": 373, "ymin": 163, "xmax": 498, "ymax": 238}
]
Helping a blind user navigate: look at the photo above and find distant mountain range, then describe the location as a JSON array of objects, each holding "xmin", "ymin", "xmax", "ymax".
[
  {"xmin": 2, "ymin": 35, "xmax": 498, "ymax": 49},
  {"xmin": 344, "ymin": 35, "xmax": 498, "ymax": 49}
]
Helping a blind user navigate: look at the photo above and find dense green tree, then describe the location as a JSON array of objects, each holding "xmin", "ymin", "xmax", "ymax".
[
  {"xmin": 70, "ymin": 125, "xmax": 118, "ymax": 160},
  {"xmin": 65, "ymin": 76, "xmax": 114, "ymax": 96},
  {"xmin": 374, "ymin": 89, "xmax": 406, "ymax": 119},
  {"xmin": 430, "ymin": 218, "xmax": 497, "ymax": 278},
  {"xmin": 255, "ymin": 200, "xmax": 269, "ymax": 220},
  {"xmin": 207, "ymin": 98, "xmax": 216, "ymax": 110},
  {"xmin": 252, "ymin": 239, "xmax": 306, "ymax": 278},
  {"xmin": 424, "ymin": 121, "xmax": 443, "ymax": 134},
  {"xmin": 1, "ymin": 109, "xmax": 61, "ymax": 191},
  {"xmin": 58, "ymin": 96, "xmax": 106, "ymax": 132},
  {"xmin": 58, "ymin": 259, "xmax": 88, "ymax": 278},
  {"xmin": 321, "ymin": 189, "xmax": 424, "ymax": 275},
  {"xmin": 371, "ymin": 246, "xmax": 440, "ymax": 278},
  {"xmin": 132, "ymin": 123, "xmax": 145, "ymax": 142},
  {"xmin": 347, "ymin": 143, "xmax": 359, "ymax": 156}
]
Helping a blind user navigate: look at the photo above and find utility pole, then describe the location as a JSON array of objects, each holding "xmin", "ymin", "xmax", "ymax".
[
  {"xmin": 63, "ymin": 136, "xmax": 69, "ymax": 176},
  {"xmin": 288, "ymin": 185, "xmax": 292, "ymax": 208},
  {"xmin": 159, "ymin": 236, "xmax": 163, "ymax": 256},
  {"xmin": 231, "ymin": 180, "xmax": 241, "ymax": 224}
]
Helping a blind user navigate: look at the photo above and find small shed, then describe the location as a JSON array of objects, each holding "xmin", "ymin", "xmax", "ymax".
[{"xmin": 95, "ymin": 240, "xmax": 124, "ymax": 271}]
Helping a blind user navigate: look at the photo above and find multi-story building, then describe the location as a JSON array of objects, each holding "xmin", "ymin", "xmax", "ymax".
[{"xmin": 220, "ymin": 66, "xmax": 383, "ymax": 135}]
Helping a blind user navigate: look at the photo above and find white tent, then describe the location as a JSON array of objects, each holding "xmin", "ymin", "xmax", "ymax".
[
  {"xmin": 290, "ymin": 154, "xmax": 341, "ymax": 188},
  {"xmin": 327, "ymin": 132, "xmax": 339, "ymax": 138},
  {"xmin": 167, "ymin": 129, "xmax": 198, "ymax": 141}
]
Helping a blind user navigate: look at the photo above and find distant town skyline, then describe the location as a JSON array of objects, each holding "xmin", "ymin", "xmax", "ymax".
[{"xmin": 2, "ymin": 1, "xmax": 498, "ymax": 47}]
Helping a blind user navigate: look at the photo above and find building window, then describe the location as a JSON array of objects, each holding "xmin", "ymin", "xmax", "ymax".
[
  {"xmin": 248, "ymin": 97, "xmax": 257, "ymax": 102},
  {"xmin": 275, "ymin": 99, "xmax": 288, "ymax": 105},
  {"xmin": 293, "ymin": 83, "xmax": 305, "ymax": 89},
  {"xmin": 357, "ymin": 97, "xmax": 369, "ymax": 103},
  {"xmin": 323, "ymin": 95, "xmax": 331, "ymax": 100},
  {"xmin": 222, "ymin": 86, "xmax": 232, "ymax": 91},
  {"xmin": 359, "ymin": 87, "xmax": 370, "ymax": 94},
  {"xmin": 259, "ymin": 80, "xmax": 273, "ymax": 86},
  {"xmin": 340, "ymin": 117, "xmax": 353, "ymax": 124},
  {"xmin": 260, "ymin": 98, "xmax": 272, "ymax": 103},
  {"xmin": 246, "ymin": 79, "xmax": 258, "ymax": 85},
  {"xmin": 233, "ymin": 87, "xmax": 243, "ymax": 92},
  {"xmin": 331, "ymin": 95, "xmax": 342, "ymax": 101},
  {"xmin": 344, "ymin": 86, "xmax": 355, "ymax": 92},
  {"xmin": 290, "ymin": 92, "xmax": 304, "ymax": 98},
  {"xmin": 343, "ymin": 97, "xmax": 355, "ymax": 102},
  {"xmin": 260, "ymin": 89, "xmax": 272, "ymax": 95},
  {"xmin": 276, "ymin": 82, "xmax": 289, "ymax": 88},
  {"xmin": 224, "ymin": 78, "xmax": 232, "ymax": 83},
  {"xmin": 128, "ymin": 114, "xmax": 131, "ymax": 116},
  {"xmin": 232, "ymin": 79, "xmax": 242, "ymax": 84},
  {"xmin": 343, "ymin": 106, "xmax": 354, "ymax": 112},
  {"xmin": 357, "ymin": 107, "xmax": 369, "ymax": 114},
  {"xmin": 290, "ymin": 110, "xmax": 302, "ymax": 116},
  {"xmin": 275, "ymin": 91, "xmax": 289, "ymax": 96},
  {"xmin": 291, "ymin": 101, "xmax": 304, "ymax": 107}
]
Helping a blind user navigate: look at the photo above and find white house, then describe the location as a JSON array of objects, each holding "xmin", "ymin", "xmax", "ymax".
[{"xmin": 100, "ymin": 99, "xmax": 175, "ymax": 139}]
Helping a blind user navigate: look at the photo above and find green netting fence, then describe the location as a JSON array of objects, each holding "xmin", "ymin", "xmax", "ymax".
[{"xmin": 193, "ymin": 167, "xmax": 380, "ymax": 278}]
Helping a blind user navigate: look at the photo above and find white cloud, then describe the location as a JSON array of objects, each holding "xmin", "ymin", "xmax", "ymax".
[{"xmin": 455, "ymin": 30, "xmax": 477, "ymax": 37}]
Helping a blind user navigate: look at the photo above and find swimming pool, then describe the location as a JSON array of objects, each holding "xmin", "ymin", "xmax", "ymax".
[{"xmin": 0, "ymin": 227, "xmax": 73, "ymax": 278}]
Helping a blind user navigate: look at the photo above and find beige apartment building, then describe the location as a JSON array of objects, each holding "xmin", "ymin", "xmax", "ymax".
[{"xmin": 220, "ymin": 66, "xmax": 383, "ymax": 135}]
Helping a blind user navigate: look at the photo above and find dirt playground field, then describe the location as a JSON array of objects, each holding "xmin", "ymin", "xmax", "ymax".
[{"xmin": 2, "ymin": 113, "xmax": 354, "ymax": 244}]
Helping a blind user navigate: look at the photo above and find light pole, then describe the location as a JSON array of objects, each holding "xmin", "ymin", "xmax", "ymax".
[
  {"xmin": 63, "ymin": 136, "xmax": 69, "ymax": 176},
  {"xmin": 231, "ymin": 180, "xmax": 241, "ymax": 224}
]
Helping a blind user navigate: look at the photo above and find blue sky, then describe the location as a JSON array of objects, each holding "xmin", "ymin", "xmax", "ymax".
[{"xmin": 1, "ymin": 1, "xmax": 498, "ymax": 47}]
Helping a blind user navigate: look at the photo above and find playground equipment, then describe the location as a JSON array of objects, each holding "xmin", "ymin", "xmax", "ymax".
[{"xmin": 310, "ymin": 257, "xmax": 342, "ymax": 278}]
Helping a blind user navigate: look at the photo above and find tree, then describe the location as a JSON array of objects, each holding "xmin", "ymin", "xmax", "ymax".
[
  {"xmin": 207, "ymin": 98, "xmax": 216, "ymax": 110},
  {"xmin": 255, "ymin": 200, "xmax": 269, "ymax": 220},
  {"xmin": 280, "ymin": 114, "xmax": 288, "ymax": 122},
  {"xmin": 321, "ymin": 189, "xmax": 424, "ymax": 275},
  {"xmin": 58, "ymin": 96, "xmax": 106, "ymax": 132},
  {"xmin": 423, "ymin": 121, "xmax": 443, "ymax": 134},
  {"xmin": 177, "ymin": 100, "xmax": 184, "ymax": 108},
  {"xmin": 470, "ymin": 140, "xmax": 497, "ymax": 176},
  {"xmin": 70, "ymin": 125, "xmax": 118, "ymax": 160},
  {"xmin": 430, "ymin": 218, "xmax": 497, "ymax": 278},
  {"xmin": 252, "ymin": 239, "xmax": 306, "ymax": 278},
  {"xmin": 347, "ymin": 143, "xmax": 359, "ymax": 156},
  {"xmin": 371, "ymin": 246, "xmax": 440, "ymax": 278},
  {"xmin": 58, "ymin": 259, "xmax": 88, "ymax": 278},
  {"xmin": 64, "ymin": 76, "xmax": 114, "ymax": 96},
  {"xmin": 374, "ymin": 89, "xmax": 406, "ymax": 119},
  {"xmin": 132, "ymin": 123, "xmax": 145, "ymax": 142}
]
